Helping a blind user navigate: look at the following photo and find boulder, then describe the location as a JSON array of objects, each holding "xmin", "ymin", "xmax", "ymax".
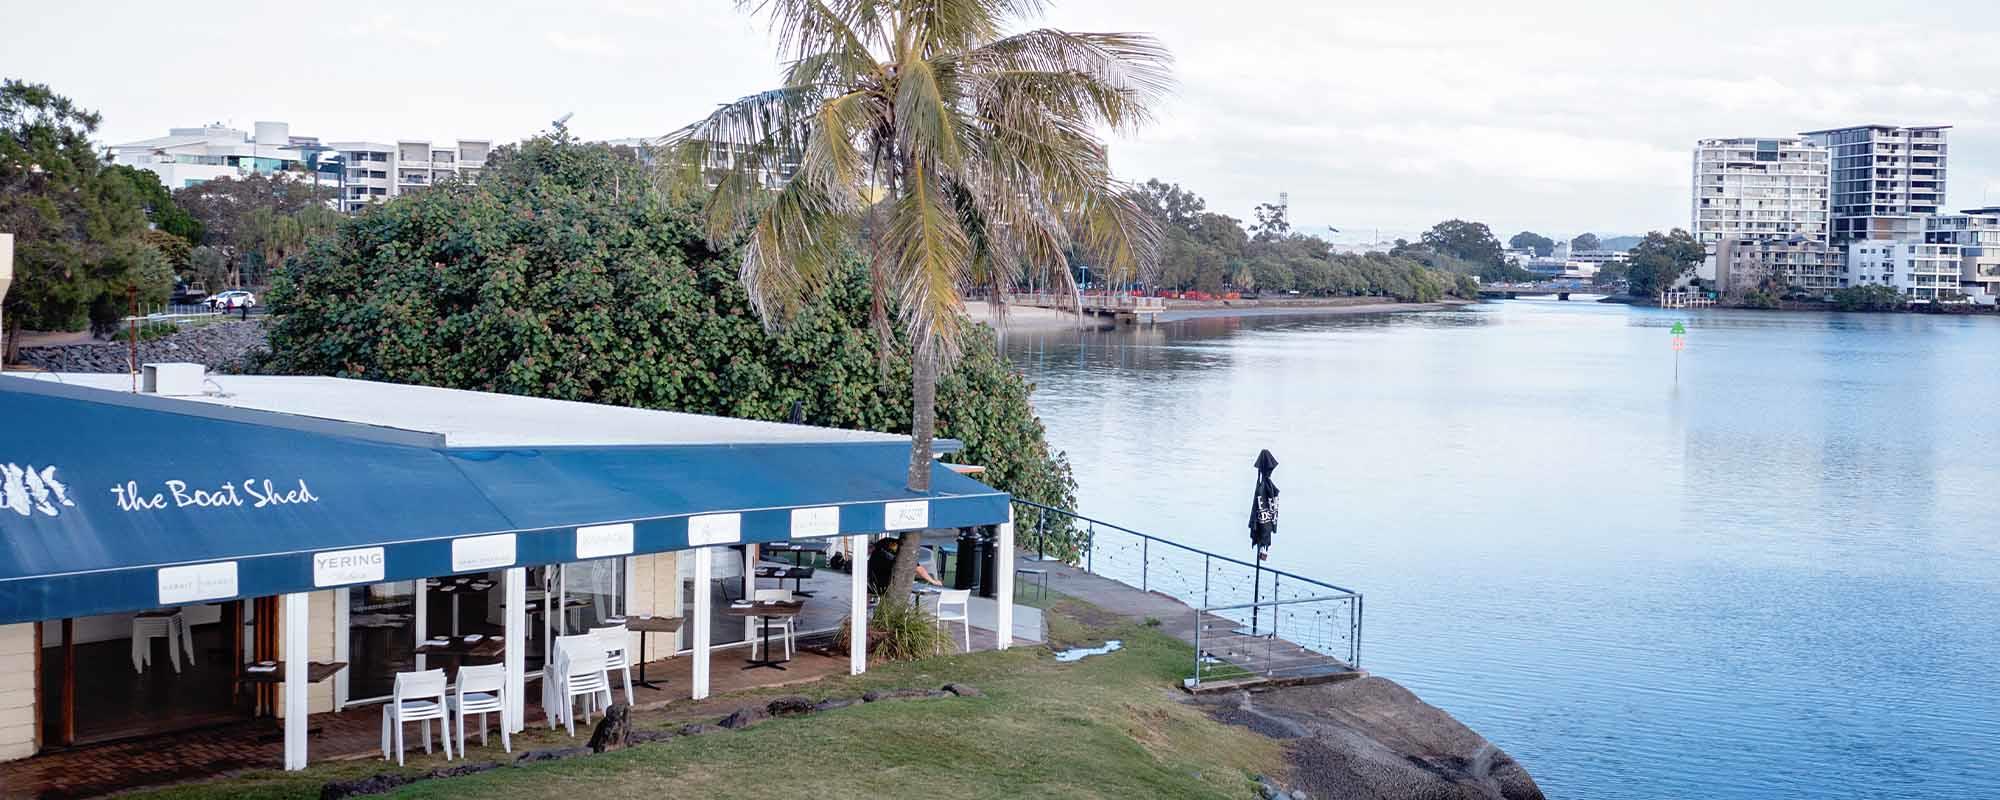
[
  {"xmin": 813, "ymin": 697, "xmax": 858, "ymax": 713},
  {"xmin": 766, "ymin": 695, "xmax": 816, "ymax": 717},
  {"xmin": 1217, "ymin": 677, "xmax": 1545, "ymax": 800},
  {"xmin": 427, "ymin": 762, "xmax": 503, "ymax": 780},
  {"xmin": 717, "ymin": 707, "xmax": 769, "ymax": 729},
  {"xmin": 319, "ymin": 774, "xmax": 412, "ymax": 799},
  {"xmin": 515, "ymin": 747, "xmax": 590, "ymax": 763}
]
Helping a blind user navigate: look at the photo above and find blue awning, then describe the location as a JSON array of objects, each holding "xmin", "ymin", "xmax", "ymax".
[{"xmin": 0, "ymin": 380, "xmax": 1009, "ymax": 624}]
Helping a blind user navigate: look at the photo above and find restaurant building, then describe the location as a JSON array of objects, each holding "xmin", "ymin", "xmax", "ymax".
[{"xmin": 0, "ymin": 368, "xmax": 1015, "ymax": 768}]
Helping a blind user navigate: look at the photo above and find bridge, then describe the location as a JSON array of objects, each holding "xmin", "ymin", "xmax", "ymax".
[
  {"xmin": 1005, "ymin": 292, "xmax": 1166, "ymax": 325},
  {"xmin": 1478, "ymin": 282, "xmax": 1594, "ymax": 301}
]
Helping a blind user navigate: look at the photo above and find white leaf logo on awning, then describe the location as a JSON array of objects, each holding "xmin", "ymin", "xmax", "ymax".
[{"xmin": 1, "ymin": 464, "xmax": 76, "ymax": 518}]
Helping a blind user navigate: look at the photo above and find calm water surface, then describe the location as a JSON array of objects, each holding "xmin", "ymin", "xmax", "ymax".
[{"xmin": 1004, "ymin": 299, "xmax": 2000, "ymax": 799}]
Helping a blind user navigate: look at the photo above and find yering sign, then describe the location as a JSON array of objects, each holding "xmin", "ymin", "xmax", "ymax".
[
  {"xmin": 111, "ymin": 478, "xmax": 319, "ymax": 512},
  {"xmin": 313, "ymin": 547, "xmax": 385, "ymax": 587}
]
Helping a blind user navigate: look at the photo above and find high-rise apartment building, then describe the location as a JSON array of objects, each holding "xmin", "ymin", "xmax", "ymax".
[
  {"xmin": 1692, "ymin": 137, "xmax": 1831, "ymax": 245},
  {"xmin": 109, "ymin": 122, "xmax": 314, "ymax": 189},
  {"xmin": 1691, "ymin": 137, "xmax": 1841, "ymax": 293},
  {"xmin": 1800, "ymin": 125, "xmax": 1949, "ymax": 242}
]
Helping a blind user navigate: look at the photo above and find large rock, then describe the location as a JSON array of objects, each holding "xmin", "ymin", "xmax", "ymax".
[{"xmin": 1205, "ymin": 677, "xmax": 1544, "ymax": 800}]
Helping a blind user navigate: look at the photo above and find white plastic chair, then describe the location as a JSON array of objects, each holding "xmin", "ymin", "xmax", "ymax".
[
  {"xmin": 929, "ymin": 589, "xmax": 972, "ymax": 654},
  {"xmin": 131, "ymin": 615, "xmax": 177, "ymax": 674},
  {"xmin": 544, "ymin": 633, "xmax": 597, "ymax": 730},
  {"xmin": 381, "ymin": 668, "xmax": 453, "ymax": 765},
  {"xmin": 450, "ymin": 664, "xmax": 510, "ymax": 754},
  {"xmin": 591, "ymin": 623, "xmax": 635, "ymax": 705},
  {"xmin": 750, "ymin": 589, "xmax": 796, "ymax": 661},
  {"xmin": 556, "ymin": 649, "xmax": 612, "ymax": 737}
]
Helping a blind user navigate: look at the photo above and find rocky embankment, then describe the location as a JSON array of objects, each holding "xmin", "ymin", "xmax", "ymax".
[
  {"xmin": 1198, "ymin": 677, "xmax": 1545, "ymax": 800},
  {"xmin": 16, "ymin": 320, "xmax": 267, "ymax": 374}
]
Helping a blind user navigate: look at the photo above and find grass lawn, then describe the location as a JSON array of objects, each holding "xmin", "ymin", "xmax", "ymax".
[{"xmin": 128, "ymin": 598, "xmax": 1282, "ymax": 800}]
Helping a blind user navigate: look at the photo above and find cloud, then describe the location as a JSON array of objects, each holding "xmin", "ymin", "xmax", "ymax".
[
  {"xmin": 546, "ymin": 31, "xmax": 624, "ymax": 57},
  {"xmin": 344, "ymin": 15, "xmax": 449, "ymax": 49}
]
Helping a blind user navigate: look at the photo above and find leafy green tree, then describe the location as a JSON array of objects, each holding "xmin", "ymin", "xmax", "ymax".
[
  {"xmin": 1570, "ymin": 232, "xmax": 1601, "ymax": 251},
  {"xmin": 104, "ymin": 164, "xmax": 202, "ymax": 244},
  {"xmin": 1251, "ymin": 202, "xmax": 1290, "ymax": 241},
  {"xmin": 1132, "ymin": 179, "xmax": 1206, "ymax": 233},
  {"xmin": 1421, "ymin": 219, "xmax": 1505, "ymax": 266},
  {"xmin": 1623, "ymin": 229, "xmax": 1704, "ymax": 297},
  {"xmin": 1508, "ymin": 231, "xmax": 1554, "ymax": 257},
  {"xmin": 661, "ymin": 0, "xmax": 1168, "ymax": 599},
  {"xmin": 264, "ymin": 134, "xmax": 1077, "ymax": 528},
  {"xmin": 0, "ymin": 79, "xmax": 165, "ymax": 357},
  {"xmin": 173, "ymin": 172, "xmax": 326, "ymax": 288}
]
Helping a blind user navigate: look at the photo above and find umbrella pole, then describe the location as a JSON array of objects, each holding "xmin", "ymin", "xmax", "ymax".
[{"xmin": 1250, "ymin": 547, "xmax": 1262, "ymax": 636}]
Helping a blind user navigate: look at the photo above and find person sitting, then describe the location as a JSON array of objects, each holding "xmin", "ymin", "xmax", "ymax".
[{"xmin": 866, "ymin": 537, "xmax": 943, "ymax": 595}]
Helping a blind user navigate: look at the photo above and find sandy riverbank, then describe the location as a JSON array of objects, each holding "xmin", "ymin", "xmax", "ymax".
[{"xmin": 966, "ymin": 298, "xmax": 1473, "ymax": 331}]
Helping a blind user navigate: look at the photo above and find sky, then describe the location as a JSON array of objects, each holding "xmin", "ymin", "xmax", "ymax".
[{"xmin": 7, "ymin": 0, "xmax": 1998, "ymax": 245}]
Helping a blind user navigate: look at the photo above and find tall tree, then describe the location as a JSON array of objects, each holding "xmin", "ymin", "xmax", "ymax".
[
  {"xmin": 1623, "ymin": 229, "xmax": 1703, "ymax": 297},
  {"xmin": 663, "ymin": 0, "xmax": 1169, "ymax": 600},
  {"xmin": 0, "ymin": 79, "xmax": 164, "ymax": 359},
  {"xmin": 1570, "ymin": 232, "xmax": 1601, "ymax": 251},
  {"xmin": 1251, "ymin": 201, "xmax": 1289, "ymax": 241},
  {"xmin": 1421, "ymin": 219, "xmax": 1504, "ymax": 266},
  {"xmin": 1507, "ymin": 231, "xmax": 1553, "ymax": 257}
]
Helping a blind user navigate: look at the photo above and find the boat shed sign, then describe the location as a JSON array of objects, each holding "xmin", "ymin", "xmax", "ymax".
[{"xmin": 109, "ymin": 477, "xmax": 320, "ymax": 512}]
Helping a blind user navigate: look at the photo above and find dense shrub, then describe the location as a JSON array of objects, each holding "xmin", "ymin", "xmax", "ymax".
[{"xmin": 262, "ymin": 134, "xmax": 1075, "ymax": 518}]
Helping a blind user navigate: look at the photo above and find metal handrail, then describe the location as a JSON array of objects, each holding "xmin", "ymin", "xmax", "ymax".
[
  {"xmin": 1011, "ymin": 498, "xmax": 1362, "ymax": 597},
  {"xmin": 1011, "ymin": 498, "xmax": 1363, "ymax": 670}
]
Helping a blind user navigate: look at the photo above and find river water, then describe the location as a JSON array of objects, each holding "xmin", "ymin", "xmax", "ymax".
[{"xmin": 1003, "ymin": 299, "xmax": 2000, "ymax": 799}]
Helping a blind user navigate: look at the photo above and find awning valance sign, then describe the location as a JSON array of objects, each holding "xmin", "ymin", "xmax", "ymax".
[{"xmin": 0, "ymin": 381, "xmax": 1007, "ymax": 624}]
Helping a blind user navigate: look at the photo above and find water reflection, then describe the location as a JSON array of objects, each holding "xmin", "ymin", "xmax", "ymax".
[{"xmin": 1005, "ymin": 300, "xmax": 2000, "ymax": 800}]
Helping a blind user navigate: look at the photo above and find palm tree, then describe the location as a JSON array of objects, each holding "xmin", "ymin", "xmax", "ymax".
[{"xmin": 663, "ymin": 0, "xmax": 1171, "ymax": 599}]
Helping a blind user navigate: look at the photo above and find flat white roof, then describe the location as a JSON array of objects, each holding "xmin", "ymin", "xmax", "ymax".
[{"xmin": 16, "ymin": 373, "xmax": 912, "ymax": 449}]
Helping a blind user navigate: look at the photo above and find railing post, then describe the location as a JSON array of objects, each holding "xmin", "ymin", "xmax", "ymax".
[
  {"xmin": 1272, "ymin": 574, "xmax": 1281, "ymax": 641},
  {"xmin": 1141, "ymin": 538, "xmax": 1149, "ymax": 593},
  {"xmin": 1086, "ymin": 523, "xmax": 1094, "ymax": 574},
  {"xmin": 1191, "ymin": 606, "xmax": 1203, "ymax": 688},
  {"xmin": 1202, "ymin": 554, "xmax": 1210, "ymax": 612}
]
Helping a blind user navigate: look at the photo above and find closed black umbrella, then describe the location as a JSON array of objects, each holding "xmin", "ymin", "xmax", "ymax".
[{"xmin": 1248, "ymin": 449, "xmax": 1278, "ymax": 634}]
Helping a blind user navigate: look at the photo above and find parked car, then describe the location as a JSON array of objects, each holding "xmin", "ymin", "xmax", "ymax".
[
  {"xmin": 170, "ymin": 285, "xmax": 209, "ymax": 305},
  {"xmin": 206, "ymin": 290, "xmax": 257, "ymax": 310}
]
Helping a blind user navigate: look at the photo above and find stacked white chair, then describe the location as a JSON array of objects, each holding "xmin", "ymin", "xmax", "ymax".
[
  {"xmin": 930, "ymin": 589, "xmax": 973, "ymax": 654},
  {"xmin": 556, "ymin": 649, "xmax": 612, "ymax": 737},
  {"xmin": 449, "ymin": 664, "xmax": 510, "ymax": 754},
  {"xmin": 591, "ymin": 623, "xmax": 636, "ymax": 706},
  {"xmin": 130, "ymin": 614, "xmax": 180, "ymax": 674},
  {"xmin": 750, "ymin": 589, "xmax": 796, "ymax": 661},
  {"xmin": 381, "ymin": 668, "xmax": 453, "ymax": 765}
]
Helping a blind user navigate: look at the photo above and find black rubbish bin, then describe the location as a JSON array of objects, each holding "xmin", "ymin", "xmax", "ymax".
[
  {"xmin": 953, "ymin": 529, "xmax": 980, "ymax": 590},
  {"xmin": 976, "ymin": 526, "xmax": 999, "ymax": 599}
]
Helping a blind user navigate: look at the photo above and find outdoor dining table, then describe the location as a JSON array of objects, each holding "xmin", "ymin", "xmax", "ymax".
[
  {"xmin": 721, "ymin": 600, "xmax": 805, "ymax": 671},
  {"xmin": 754, "ymin": 564, "xmax": 818, "ymax": 597},
  {"xmin": 620, "ymin": 615, "xmax": 684, "ymax": 690},
  {"xmin": 425, "ymin": 576, "xmax": 495, "ymax": 636},
  {"xmin": 239, "ymin": 660, "xmax": 348, "ymax": 716},
  {"xmin": 759, "ymin": 542, "xmax": 821, "ymax": 567},
  {"xmin": 415, "ymin": 634, "xmax": 504, "ymax": 679}
]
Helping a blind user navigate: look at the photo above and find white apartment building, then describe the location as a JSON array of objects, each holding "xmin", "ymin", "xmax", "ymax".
[
  {"xmin": 1922, "ymin": 207, "xmax": 2000, "ymax": 304},
  {"xmin": 108, "ymin": 122, "xmax": 313, "ymax": 189},
  {"xmin": 1846, "ymin": 240, "xmax": 1966, "ymax": 301},
  {"xmin": 1692, "ymin": 137, "xmax": 1842, "ymax": 293},
  {"xmin": 328, "ymin": 139, "xmax": 492, "ymax": 213},
  {"xmin": 1693, "ymin": 137, "xmax": 1831, "ymax": 245},
  {"xmin": 111, "ymin": 122, "xmax": 491, "ymax": 213},
  {"xmin": 1800, "ymin": 125, "xmax": 1949, "ymax": 243}
]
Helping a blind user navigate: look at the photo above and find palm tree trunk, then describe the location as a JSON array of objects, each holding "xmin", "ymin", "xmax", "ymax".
[{"xmin": 885, "ymin": 346, "xmax": 939, "ymax": 600}]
